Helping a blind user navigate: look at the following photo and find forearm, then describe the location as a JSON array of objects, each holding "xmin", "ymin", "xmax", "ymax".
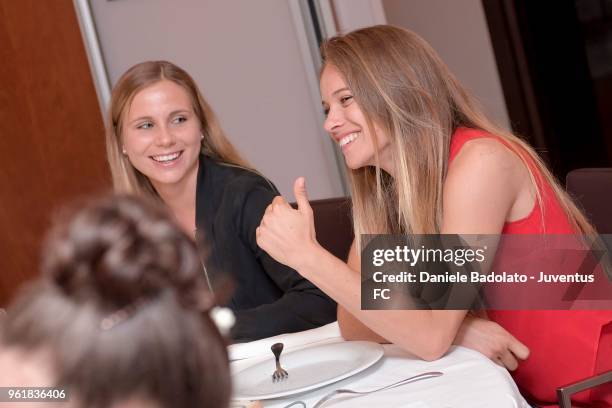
[
  {"xmin": 231, "ymin": 285, "xmax": 336, "ymax": 342},
  {"xmin": 299, "ymin": 245, "xmax": 466, "ymax": 360},
  {"xmin": 255, "ymin": 184, "xmax": 466, "ymax": 360}
]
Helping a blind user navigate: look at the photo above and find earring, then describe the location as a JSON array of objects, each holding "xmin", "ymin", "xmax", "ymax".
[
  {"xmin": 122, "ymin": 148, "xmax": 127, "ymax": 155},
  {"xmin": 200, "ymin": 134, "xmax": 204, "ymax": 140}
]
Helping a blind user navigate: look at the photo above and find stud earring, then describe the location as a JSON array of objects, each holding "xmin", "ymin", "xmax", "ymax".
[{"xmin": 122, "ymin": 148, "xmax": 127, "ymax": 155}]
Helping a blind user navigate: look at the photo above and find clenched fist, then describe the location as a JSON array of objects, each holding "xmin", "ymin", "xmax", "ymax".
[{"xmin": 256, "ymin": 177, "xmax": 320, "ymax": 272}]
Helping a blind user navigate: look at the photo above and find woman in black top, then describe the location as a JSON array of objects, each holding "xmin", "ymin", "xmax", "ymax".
[{"xmin": 104, "ymin": 60, "xmax": 336, "ymax": 341}]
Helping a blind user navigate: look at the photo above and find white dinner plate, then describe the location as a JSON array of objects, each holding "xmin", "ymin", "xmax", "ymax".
[{"xmin": 232, "ymin": 341, "xmax": 384, "ymax": 400}]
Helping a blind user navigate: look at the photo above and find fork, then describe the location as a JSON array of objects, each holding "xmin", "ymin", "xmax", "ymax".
[
  {"xmin": 271, "ymin": 342, "xmax": 288, "ymax": 382},
  {"xmin": 311, "ymin": 371, "xmax": 443, "ymax": 407}
]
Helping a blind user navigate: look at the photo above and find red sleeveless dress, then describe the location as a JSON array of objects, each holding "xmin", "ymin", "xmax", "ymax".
[{"xmin": 449, "ymin": 128, "xmax": 612, "ymax": 407}]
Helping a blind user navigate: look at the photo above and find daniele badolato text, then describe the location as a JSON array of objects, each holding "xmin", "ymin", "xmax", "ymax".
[
  {"xmin": 371, "ymin": 271, "xmax": 594, "ymax": 284},
  {"xmin": 360, "ymin": 234, "xmax": 601, "ymax": 310}
]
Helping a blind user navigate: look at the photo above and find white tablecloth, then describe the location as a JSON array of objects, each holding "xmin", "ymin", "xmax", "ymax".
[{"xmin": 229, "ymin": 322, "xmax": 530, "ymax": 408}]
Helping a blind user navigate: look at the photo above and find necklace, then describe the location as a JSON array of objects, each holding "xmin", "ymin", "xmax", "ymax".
[{"xmin": 194, "ymin": 227, "xmax": 214, "ymax": 295}]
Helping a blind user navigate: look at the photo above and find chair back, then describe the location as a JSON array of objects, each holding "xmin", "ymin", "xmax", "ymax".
[
  {"xmin": 566, "ymin": 168, "xmax": 612, "ymax": 233},
  {"xmin": 308, "ymin": 197, "xmax": 353, "ymax": 261}
]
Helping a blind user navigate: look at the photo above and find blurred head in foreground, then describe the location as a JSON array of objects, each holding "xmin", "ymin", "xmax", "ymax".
[{"xmin": 0, "ymin": 195, "xmax": 231, "ymax": 408}]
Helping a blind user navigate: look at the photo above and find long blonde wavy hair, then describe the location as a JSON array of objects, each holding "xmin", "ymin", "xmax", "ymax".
[
  {"xmin": 321, "ymin": 25, "xmax": 595, "ymax": 242},
  {"xmin": 106, "ymin": 61, "xmax": 250, "ymax": 197}
]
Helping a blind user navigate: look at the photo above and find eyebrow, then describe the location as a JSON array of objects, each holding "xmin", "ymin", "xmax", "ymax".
[
  {"xmin": 129, "ymin": 109, "xmax": 191, "ymax": 125},
  {"xmin": 332, "ymin": 87, "xmax": 350, "ymax": 96},
  {"xmin": 322, "ymin": 87, "xmax": 351, "ymax": 105}
]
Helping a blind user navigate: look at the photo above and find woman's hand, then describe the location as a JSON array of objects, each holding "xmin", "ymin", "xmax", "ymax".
[
  {"xmin": 256, "ymin": 177, "xmax": 320, "ymax": 271},
  {"xmin": 454, "ymin": 315, "xmax": 529, "ymax": 371}
]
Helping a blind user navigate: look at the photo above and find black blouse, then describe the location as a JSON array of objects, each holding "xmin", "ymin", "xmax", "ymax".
[{"xmin": 195, "ymin": 155, "xmax": 336, "ymax": 342}]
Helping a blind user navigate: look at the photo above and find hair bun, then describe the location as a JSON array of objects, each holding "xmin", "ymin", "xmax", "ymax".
[{"xmin": 42, "ymin": 195, "xmax": 205, "ymax": 310}]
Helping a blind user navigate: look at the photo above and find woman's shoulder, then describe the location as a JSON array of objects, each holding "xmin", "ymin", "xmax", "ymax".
[
  {"xmin": 446, "ymin": 129, "xmax": 528, "ymax": 203},
  {"xmin": 443, "ymin": 131, "xmax": 531, "ymax": 232},
  {"xmin": 449, "ymin": 128, "xmax": 525, "ymax": 174},
  {"xmin": 451, "ymin": 127, "xmax": 502, "ymax": 160},
  {"xmin": 451, "ymin": 135, "xmax": 522, "ymax": 173},
  {"xmin": 199, "ymin": 159, "xmax": 278, "ymax": 233},
  {"xmin": 204, "ymin": 157, "xmax": 276, "ymax": 191},
  {"xmin": 220, "ymin": 163, "xmax": 278, "ymax": 194},
  {"xmin": 213, "ymin": 163, "xmax": 279, "ymax": 233}
]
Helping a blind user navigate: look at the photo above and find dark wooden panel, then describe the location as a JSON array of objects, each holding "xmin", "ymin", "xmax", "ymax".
[
  {"xmin": 482, "ymin": 0, "xmax": 612, "ymax": 179},
  {"xmin": 0, "ymin": 0, "xmax": 110, "ymax": 305}
]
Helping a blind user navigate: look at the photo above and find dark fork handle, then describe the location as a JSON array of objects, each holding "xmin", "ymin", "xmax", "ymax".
[
  {"xmin": 271, "ymin": 342, "xmax": 284, "ymax": 362},
  {"xmin": 271, "ymin": 342, "xmax": 288, "ymax": 380}
]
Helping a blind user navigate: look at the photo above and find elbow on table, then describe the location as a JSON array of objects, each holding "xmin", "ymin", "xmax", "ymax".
[
  {"xmin": 337, "ymin": 308, "xmax": 387, "ymax": 342},
  {"xmin": 337, "ymin": 311, "xmax": 363, "ymax": 341},
  {"xmin": 418, "ymin": 344, "xmax": 449, "ymax": 362},
  {"xmin": 398, "ymin": 335, "xmax": 452, "ymax": 362},
  {"xmin": 338, "ymin": 321, "xmax": 366, "ymax": 342},
  {"xmin": 337, "ymin": 308, "xmax": 454, "ymax": 360},
  {"xmin": 338, "ymin": 320, "xmax": 351, "ymax": 340}
]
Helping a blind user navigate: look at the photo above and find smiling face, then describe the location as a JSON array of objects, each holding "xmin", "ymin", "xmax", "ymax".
[
  {"xmin": 320, "ymin": 64, "xmax": 392, "ymax": 172},
  {"xmin": 122, "ymin": 80, "xmax": 202, "ymax": 195}
]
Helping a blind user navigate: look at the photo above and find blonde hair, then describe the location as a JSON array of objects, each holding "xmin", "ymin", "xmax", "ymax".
[
  {"xmin": 106, "ymin": 60, "xmax": 250, "ymax": 197},
  {"xmin": 321, "ymin": 25, "xmax": 595, "ymax": 242}
]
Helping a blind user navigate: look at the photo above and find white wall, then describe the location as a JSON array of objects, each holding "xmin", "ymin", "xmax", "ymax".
[
  {"xmin": 88, "ymin": 0, "xmax": 344, "ymax": 200},
  {"xmin": 331, "ymin": 0, "xmax": 387, "ymax": 33},
  {"xmin": 382, "ymin": 0, "xmax": 510, "ymax": 128}
]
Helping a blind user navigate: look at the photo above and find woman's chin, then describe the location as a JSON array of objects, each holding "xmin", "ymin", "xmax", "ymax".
[{"xmin": 345, "ymin": 158, "xmax": 369, "ymax": 171}]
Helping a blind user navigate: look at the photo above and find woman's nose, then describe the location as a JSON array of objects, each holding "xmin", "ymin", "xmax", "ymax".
[
  {"xmin": 323, "ymin": 108, "xmax": 344, "ymax": 133},
  {"xmin": 154, "ymin": 126, "xmax": 175, "ymax": 147}
]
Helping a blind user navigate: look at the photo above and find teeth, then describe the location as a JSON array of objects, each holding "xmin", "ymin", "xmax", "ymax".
[
  {"xmin": 339, "ymin": 132, "xmax": 359, "ymax": 147},
  {"xmin": 152, "ymin": 152, "xmax": 181, "ymax": 162}
]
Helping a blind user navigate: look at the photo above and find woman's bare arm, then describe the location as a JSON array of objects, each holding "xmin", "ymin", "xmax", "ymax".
[
  {"xmin": 257, "ymin": 138, "xmax": 529, "ymax": 360},
  {"xmin": 337, "ymin": 242, "xmax": 388, "ymax": 343}
]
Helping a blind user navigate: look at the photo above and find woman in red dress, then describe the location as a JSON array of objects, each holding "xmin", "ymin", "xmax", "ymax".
[{"xmin": 255, "ymin": 25, "xmax": 611, "ymax": 406}]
